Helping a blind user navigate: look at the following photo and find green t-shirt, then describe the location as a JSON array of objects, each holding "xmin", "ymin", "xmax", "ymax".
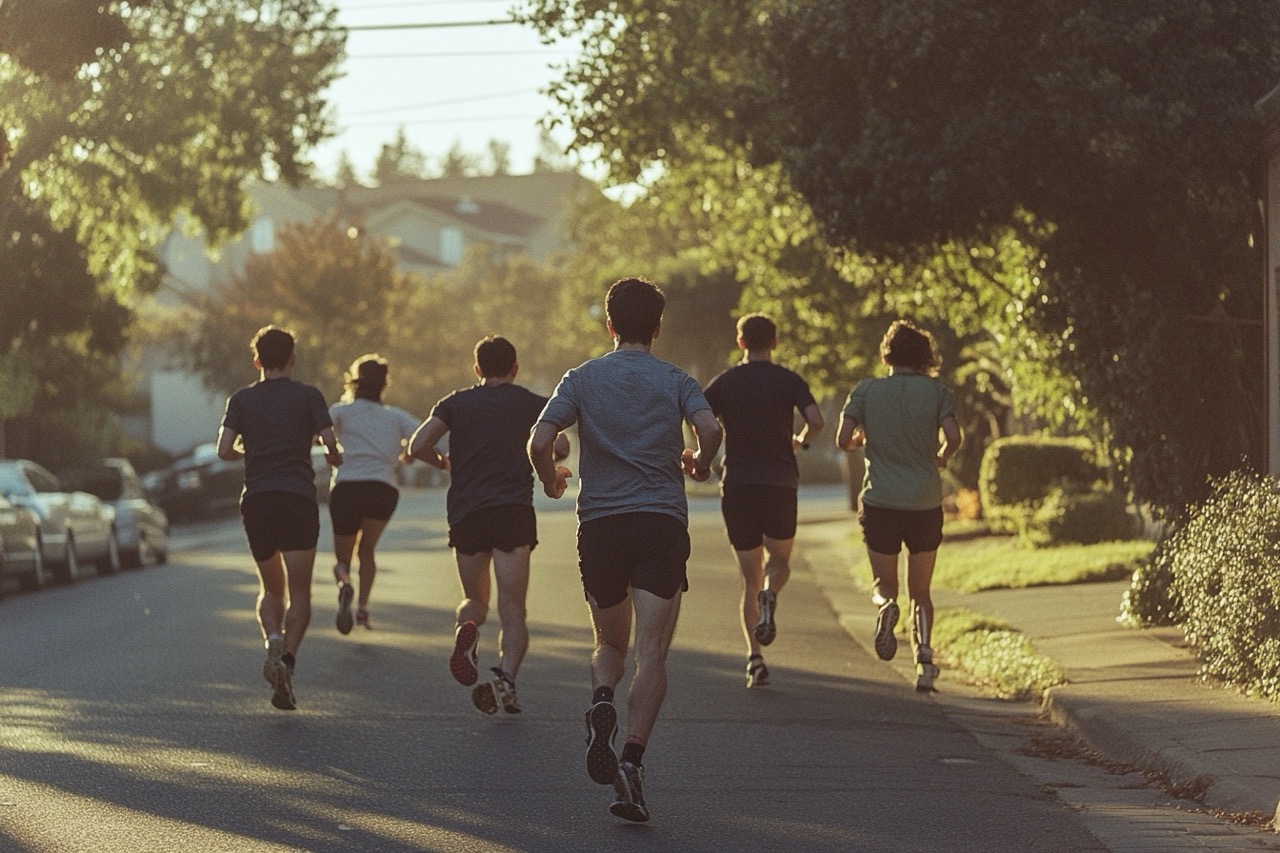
[{"xmin": 842, "ymin": 373, "xmax": 954, "ymax": 510}]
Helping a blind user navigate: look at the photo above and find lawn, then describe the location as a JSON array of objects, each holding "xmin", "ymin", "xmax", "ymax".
[{"xmin": 933, "ymin": 535, "xmax": 1153, "ymax": 593}]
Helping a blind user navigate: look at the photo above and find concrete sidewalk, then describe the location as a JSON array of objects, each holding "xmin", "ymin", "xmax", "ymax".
[{"xmin": 795, "ymin": 513, "xmax": 1280, "ymax": 829}]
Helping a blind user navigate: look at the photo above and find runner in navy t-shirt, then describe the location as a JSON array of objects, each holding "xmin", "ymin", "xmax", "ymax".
[
  {"xmin": 703, "ymin": 314, "xmax": 824, "ymax": 688},
  {"xmin": 409, "ymin": 336, "xmax": 567, "ymax": 716},
  {"xmin": 216, "ymin": 325, "xmax": 343, "ymax": 711}
]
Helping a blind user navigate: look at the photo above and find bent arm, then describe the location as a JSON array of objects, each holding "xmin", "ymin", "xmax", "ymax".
[
  {"xmin": 408, "ymin": 417, "xmax": 450, "ymax": 468},
  {"xmin": 215, "ymin": 425, "xmax": 242, "ymax": 461},
  {"xmin": 553, "ymin": 432, "xmax": 571, "ymax": 462},
  {"xmin": 529, "ymin": 421, "xmax": 570, "ymax": 498},
  {"xmin": 835, "ymin": 416, "xmax": 864, "ymax": 451},
  {"xmin": 795, "ymin": 403, "xmax": 826, "ymax": 449},
  {"xmin": 937, "ymin": 415, "xmax": 963, "ymax": 468},
  {"xmin": 318, "ymin": 426, "xmax": 343, "ymax": 466},
  {"xmin": 687, "ymin": 409, "xmax": 724, "ymax": 477}
]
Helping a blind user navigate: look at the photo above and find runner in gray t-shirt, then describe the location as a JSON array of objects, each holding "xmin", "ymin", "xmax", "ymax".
[{"xmin": 529, "ymin": 277, "xmax": 722, "ymax": 824}]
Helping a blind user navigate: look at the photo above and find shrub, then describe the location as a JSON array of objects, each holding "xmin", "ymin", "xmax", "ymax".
[
  {"xmin": 1120, "ymin": 535, "xmax": 1184, "ymax": 627},
  {"xmin": 1164, "ymin": 470, "xmax": 1280, "ymax": 699},
  {"xmin": 978, "ymin": 435, "xmax": 1108, "ymax": 534},
  {"xmin": 1018, "ymin": 488, "xmax": 1136, "ymax": 548}
]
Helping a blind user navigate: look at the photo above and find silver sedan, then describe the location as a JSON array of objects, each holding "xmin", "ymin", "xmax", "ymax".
[{"xmin": 0, "ymin": 459, "xmax": 119, "ymax": 584}]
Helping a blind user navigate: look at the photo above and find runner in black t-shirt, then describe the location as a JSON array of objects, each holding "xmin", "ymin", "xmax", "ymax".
[
  {"xmin": 408, "ymin": 335, "xmax": 568, "ymax": 715},
  {"xmin": 216, "ymin": 325, "xmax": 343, "ymax": 711},
  {"xmin": 703, "ymin": 314, "xmax": 824, "ymax": 688}
]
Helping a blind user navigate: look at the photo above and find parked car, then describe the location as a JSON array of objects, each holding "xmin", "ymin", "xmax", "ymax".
[
  {"xmin": 146, "ymin": 443, "xmax": 243, "ymax": 521},
  {"xmin": 0, "ymin": 459, "xmax": 119, "ymax": 583},
  {"xmin": 0, "ymin": 492, "xmax": 45, "ymax": 592},
  {"xmin": 61, "ymin": 459, "xmax": 169, "ymax": 568}
]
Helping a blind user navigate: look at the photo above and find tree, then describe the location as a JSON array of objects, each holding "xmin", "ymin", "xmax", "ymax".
[
  {"xmin": 373, "ymin": 127, "xmax": 431, "ymax": 185},
  {"xmin": 440, "ymin": 141, "xmax": 483, "ymax": 178},
  {"xmin": 333, "ymin": 151, "xmax": 363, "ymax": 188},
  {"xmin": 520, "ymin": 0, "xmax": 1280, "ymax": 512},
  {"xmin": 487, "ymin": 139, "xmax": 513, "ymax": 176}
]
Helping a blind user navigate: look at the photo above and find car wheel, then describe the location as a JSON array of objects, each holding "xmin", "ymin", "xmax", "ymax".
[
  {"xmin": 53, "ymin": 534, "xmax": 78, "ymax": 585},
  {"xmin": 97, "ymin": 531, "xmax": 121, "ymax": 575},
  {"xmin": 19, "ymin": 534, "xmax": 48, "ymax": 591}
]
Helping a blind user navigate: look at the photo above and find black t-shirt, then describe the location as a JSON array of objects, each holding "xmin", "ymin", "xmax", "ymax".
[
  {"xmin": 703, "ymin": 361, "xmax": 817, "ymax": 489},
  {"xmin": 429, "ymin": 383, "xmax": 548, "ymax": 524},
  {"xmin": 221, "ymin": 377, "xmax": 332, "ymax": 501}
]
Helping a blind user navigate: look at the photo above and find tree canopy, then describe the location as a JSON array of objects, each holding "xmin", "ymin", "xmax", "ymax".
[{"xmin": 519, "ymin": 0, "xmax": 1280, "ymax": 512}]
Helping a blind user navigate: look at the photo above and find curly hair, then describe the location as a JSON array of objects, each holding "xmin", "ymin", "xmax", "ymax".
[{"xmin": 880, "ymin": 320, "xmax": 941, "ymax": 376}]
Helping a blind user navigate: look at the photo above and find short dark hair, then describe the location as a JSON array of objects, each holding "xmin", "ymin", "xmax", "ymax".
[
  {"xmin": 737, "ymin": 313, "xmax": 776, "ymax": 351},
  {"xmin": 251, "ymin": 325, "xmax": 294, "ymax": 370},
  {"xmin": 880, "ymin": 319, "xmax": 941, "ymax": 376},
  {"xmin": 474, "ymin": 335, "xmax": 517, "ymax": 378},
  {"xmin": 345, "ymin": 353, "xmax": 388, "ymax": 402},
  {"xmin": 606, "ymin": 277, "xmax": 665, "ymax": 344}
]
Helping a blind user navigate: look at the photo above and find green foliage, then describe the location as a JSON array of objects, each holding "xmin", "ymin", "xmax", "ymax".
[
  {"xmin": 978, "ymin": 435, "xmax": 1107, "ymax": 533},
  {"xmin": 519, "ymin": 0, "xmax": 1278, "ymax": 514},
  {"xmin": 1021, "ymin": 488, "xmax": 1136, "ymax": 548},
  {"xmin": 932, "ymin": 608, "xmax": 1067, "ymax": 701},
  {"xmin": 1120, "ymin": 535, "xmax": 1184, "ymax": 628},
  {"xmin": 932, "ymin": 535, "xmax": 1148, "ymax": 593},
  {"xmin": 1162, "ymin": 470, "xmax": 1280, "ymax": 699},
  {"xmin": 0, "ymin": 0, "xmax": 344, "ymax": 291}
]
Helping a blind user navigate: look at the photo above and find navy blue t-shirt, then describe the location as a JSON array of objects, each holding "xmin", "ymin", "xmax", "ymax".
[
  {"xmin": 703, "ymin": 361, "xmax": 817, "ymax": 489},
  {"xmin": 221, "ymin": 377, "xmax": 332, "ymax": 502},
  {"xmin": 429, "ymin": 383, "xmax": 548, "ymax": 525}
]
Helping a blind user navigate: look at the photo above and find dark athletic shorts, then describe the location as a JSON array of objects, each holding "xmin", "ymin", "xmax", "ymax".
[
  {"xmin": 721, "ymin": 484, "xmax": 799, "ymax": 551},
  {"xmin": 448, "ymin": 504, "xmax": 538, "ymax": 556},
  {"xmin": 577, "ymin": 512, "xmax": 691, "ymax": 609},
  {"xmin": 859, "ymin": 504, "xmax": 944, "ymax": 555},
  {"xmin": 329, "ymin": 480, "xmax": 400, "ymax": 535},
  {"xmin": 241, "ymin": 491, "xmax": 321, "ymax": 562}
]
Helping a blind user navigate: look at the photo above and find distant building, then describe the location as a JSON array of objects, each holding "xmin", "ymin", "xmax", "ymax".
[{"xmin": 142, "ymin": 171, "xmax": 595, "ymax": 454}]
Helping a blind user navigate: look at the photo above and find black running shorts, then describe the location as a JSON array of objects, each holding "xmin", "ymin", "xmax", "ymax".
[
  {"xmin": 577, "ymin": 512, "xmax": 691, "ymax": 609},
  {"xmin": 859, "ymin": 504, "xmax": 944, "ymax": 555},
  {"xmin": 241, "ymin": 491, "xmax": 321, "ymax": 562},
  {"xmin": 448, "ymin": 504, "xmax": 538, "ymax": 555},
  {"xmin": 720, "ymin": 484, "xmax": 799, "ymax": 551},
  {"xmin": 329, "ymin": 480, "xmax": 400, "ymax": 535}
]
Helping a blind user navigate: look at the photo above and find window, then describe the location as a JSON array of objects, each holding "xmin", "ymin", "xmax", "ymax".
[{"xmin": 440, "ymin": 227, "xmax": 464, "ymax": 266}]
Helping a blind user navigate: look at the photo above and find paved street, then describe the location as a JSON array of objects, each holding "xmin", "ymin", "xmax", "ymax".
[{"xmin": 0, "ymin": 486, "xmax": 1251, "ymax": 852}]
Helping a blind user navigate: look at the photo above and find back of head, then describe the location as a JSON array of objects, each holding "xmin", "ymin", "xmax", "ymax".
[
  {"xmin": 880, "ymin": 319, "xmax": 941, "ymax": 376},
  {"xmin": 606, "ymin": 277, "xmax": 665, "ymax": 345},
  {"xmin": 737, "ymin": 313, "xmax": 777, "ymax": 351},
  {"xmin": 251, "ymin": 325, "xmax": 295, "ymax": 371},
  {"xmin": 345, "ymin": 353, "xmax": 389, "ymax": 401},
  {"xmin": 474, "ymin": 335, "xmax": 517, "ymax": 378}
]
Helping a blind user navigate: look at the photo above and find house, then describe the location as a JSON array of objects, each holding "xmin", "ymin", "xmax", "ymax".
[{"xmin": 142, "ymin": 170, "xmax": 596, "ymax": 455}]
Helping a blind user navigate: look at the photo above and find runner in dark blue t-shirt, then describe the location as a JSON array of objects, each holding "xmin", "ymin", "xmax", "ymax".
[
  {"xmin": 703, "ymin": 314, "xmax": 823, "ymax": 688},
  {"xmin": 216, "ymin": 325, "xmax": 343, "ymax": 711},
  {"xmin": 409, "ymin": 336, "xmax": 567, "ymax": 716}
]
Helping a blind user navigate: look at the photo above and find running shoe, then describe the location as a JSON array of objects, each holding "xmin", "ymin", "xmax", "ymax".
[
  {"xmin": 584, "ymin": 700, "xmax": 619, "ymax": 785},
  {"xmin": 916, "ymin": 645, "xmax": 940, "ymax": 693},
  {"xmin": 746, "ymin": 654, "xmax": 770, "ymax": 688},
  {"xmin": 262, "ymin": 635, "xmax": 285, "ymax": 685},
  {"xmin": 609, "ymin": 760, "xmax": 650, "ymax": 823},
  {"xmin": 471, "ymin": 680, "xmax": 499, "ymax": 715},
  {"xmin": 450, "ymin": 621, "xmax": 479, "ymax": 686},
  {"xmin": 336, "ymin": 582, "xmax": 355, "ymax": 635},
  {"xmin": 754, "ymin": 588, "xmax": 777, "ymax": 646},
  {"xmin": 356, "ymin": 609, "xmax": 371, "ymax": 630},
  {"xmin": 492, "ymin": 667, "xmax": 523, "ymax": 714},
  {"xmin": 874, "ymin": 600, "xmax": 900, "ymax": 661}
]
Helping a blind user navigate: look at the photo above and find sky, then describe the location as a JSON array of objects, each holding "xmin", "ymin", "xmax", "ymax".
[{"xmin": 311, "ymin": 0, "xmax": 584, "ymax": 182}]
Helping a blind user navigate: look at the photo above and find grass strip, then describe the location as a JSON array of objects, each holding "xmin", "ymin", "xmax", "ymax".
[
  {"xmin": 932, "ymin": 536, "xmax": 1152, "ymax": 593},
  {"xmin": 931, "ymin": 607, "xmax": 1066, "ymax": 701}
]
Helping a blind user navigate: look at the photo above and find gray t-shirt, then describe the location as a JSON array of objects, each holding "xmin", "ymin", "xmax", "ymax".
[{"xmin": 538, "ymin": 349, "xmax": 711, "ymax": 525}]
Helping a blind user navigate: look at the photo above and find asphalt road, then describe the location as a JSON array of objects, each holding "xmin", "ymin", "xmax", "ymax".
[{"xmin": 0, "ymin": 486, "xmax": 1110, "ymax": 852}]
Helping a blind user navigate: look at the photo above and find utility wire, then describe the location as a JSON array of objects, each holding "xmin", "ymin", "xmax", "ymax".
[
  {"xmin": 343, "ymin": 19, "xmax": 517, "ymax": 31},
  {"xmin": 346, "ymin": 88, "xmax": 534, "ymax": 117}
]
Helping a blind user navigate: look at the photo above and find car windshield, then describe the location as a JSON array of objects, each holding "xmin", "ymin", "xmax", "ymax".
[
  {"xmin": 62, "ymin": 468, "xmax": 123, "ymax": 501},
  {"xmin": 0, "ymin": 466, "xmax": 33, "ymax": 498}
]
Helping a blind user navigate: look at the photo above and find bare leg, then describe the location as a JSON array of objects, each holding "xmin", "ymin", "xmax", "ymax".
[
  {"xmin": 255, "ymin": 551, "xmax": 287, "ymax": 639},
  {"xmin": 762, "ymin": 535, "xmax": 794, "ymax": 594},
  {"xmin": 491, "ymin": 546, "xmax": 531, "ymax": 677},
  {"xmin": 906, "ymin": 549, "xmax": 937, "ymax": 655},
  {"xmin": 733, "ymin": 545, "xmax": 765, "ymax": 657},
  {"xmin": 587, "ymin": 593, "xmax": 632, "ymax": 696},
  {"xmin": 623, "ymin": 588, "xmax": 682, "ymax": 743},
  {"xmin": 280, "ymin": 548, "xmax": 316, "ymax": 656},
  {"xmin": 354, "ymin": 518, "xmax": 390, "ymax": 608},
  {"xmin": 333, "ymin": 533, "xmax": 357, "ymax": 582},
  {"xmin": 455, "ymin": 551, "xmax": 492, "ymax": 628},
  {"xmin": 867, "ymin": 549, "xmax": 900, "ymax": 606}
]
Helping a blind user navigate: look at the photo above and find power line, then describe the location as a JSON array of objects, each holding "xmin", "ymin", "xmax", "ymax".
[
  {"xmin": 345, "ymin": 88, "xmax": 536, "ymax": 117},
  {"xmin": 347, "ymin": 49, "xmax": 572, "ymax": 59},
  {"xmin": 341, "ymin": 113, "xmax": 545, "ymax": 129},
  {"xmin": 343, "ymin": 19, "xmax": 516, "ymax": 31}
]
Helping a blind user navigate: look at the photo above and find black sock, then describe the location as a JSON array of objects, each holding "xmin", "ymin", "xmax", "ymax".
[
  {"xmin": 621, "ymin": 742, "xmax": 645, "ymax": 766},
  {"xmin": 592, "ymin": 686, "xmax": 614, "ymax": 705},
  {"xmin": 282, "ymin": 652, "xmax": 296, "ymax": 674}
]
